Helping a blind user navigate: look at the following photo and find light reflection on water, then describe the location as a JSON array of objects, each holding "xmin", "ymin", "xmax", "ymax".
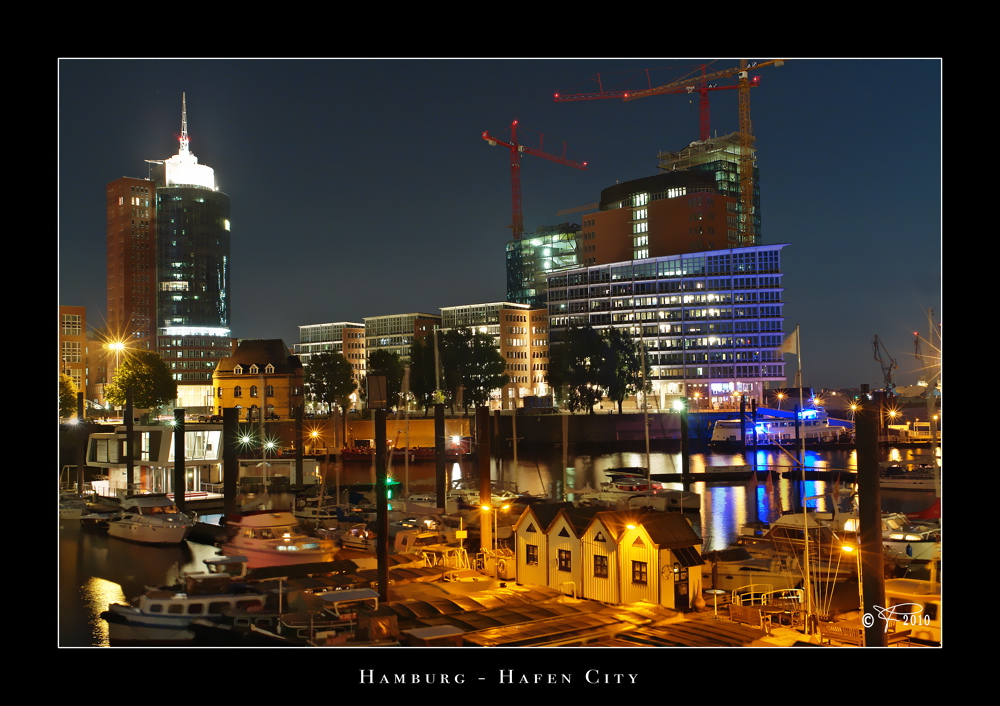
[
  {"xmin": 61, "ymin": 447, "xmax": 937, "ymax": 645},
  {"xmin": 80, "ymin": 578, "xmax": 125, "ymax": 647}
]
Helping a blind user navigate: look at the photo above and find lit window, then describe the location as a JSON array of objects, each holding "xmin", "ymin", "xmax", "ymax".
[
  {"xmin": 594, "ymin": 555, "xmax": 608, "ymax": 578},
  {"xmin": 632, "ymin": 560, "xmax": 648, "ymax": 585}
]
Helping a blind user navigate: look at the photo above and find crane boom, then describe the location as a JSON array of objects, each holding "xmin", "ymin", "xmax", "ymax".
[
  {"xmin": 555, "ymin": 64, "xmax": 759, "ymax": 141},
  {"xmin": 482, "ymin": 121, "xmax": 588, "ymax": 240},
  {"xmin": 621, "ymin": 60, "xmax": 786, "ymax": 247},
  {"xmin": 872, "ymin": 335, "xmax": 898, "ymax": 398}
]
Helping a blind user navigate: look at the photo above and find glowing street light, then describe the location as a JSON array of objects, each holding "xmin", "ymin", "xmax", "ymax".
[{"xmin": 481, "ymin": 503, "xmax": 511, "ymax": 578}]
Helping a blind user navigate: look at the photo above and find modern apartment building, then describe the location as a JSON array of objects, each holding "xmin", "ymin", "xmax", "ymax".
[
  {"xmin": 364, "ymin": 312, "xmax": 441, "ymax": 361},
  {"xmin": 546, "ymin": 244, "xmax": 787, "ymax": 408},
  {"xmin": 440, "ymin": 301, "xmax": 549, "ymax": 406}
]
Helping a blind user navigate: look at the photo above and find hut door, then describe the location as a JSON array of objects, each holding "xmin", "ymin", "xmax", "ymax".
[{"xmin": 674, "ymin": 566, "xmax": 690, "ymax": 610}]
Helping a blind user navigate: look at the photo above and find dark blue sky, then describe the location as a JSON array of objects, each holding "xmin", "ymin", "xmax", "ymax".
[{"xmin": 58, "ymin": 58, "xmax": 941, "ymax": 391}]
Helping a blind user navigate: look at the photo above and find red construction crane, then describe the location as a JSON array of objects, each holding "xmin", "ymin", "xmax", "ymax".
[
  {"xmin": 554, "ymin": 63, "xmax": 760, "ymax": 142},
  {"xmin": 620, "ymin": 59, "xmax": 786, "ymax": 247},
  {"xmin": 482, "ymin": 121, "xmax": 588, "ymax": 240}
]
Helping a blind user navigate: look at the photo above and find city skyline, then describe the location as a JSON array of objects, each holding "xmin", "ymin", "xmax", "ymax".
[{"xmin": 58, "ymin": 58, "xmax": 941, "ymax": 392}]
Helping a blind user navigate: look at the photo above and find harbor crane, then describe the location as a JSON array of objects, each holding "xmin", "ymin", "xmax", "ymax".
[
  {"xmin": 872, "ymin": 335, "xmax": 898, "ymax": 399},
  {"xmin": 482, "ymin": 121, "xmax": 588, "ymax": 241}
]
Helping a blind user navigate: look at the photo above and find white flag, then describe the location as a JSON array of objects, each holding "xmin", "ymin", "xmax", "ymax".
[{"xmin": 779, "ymin": 329, "xmax": 799, "ymax": 355}]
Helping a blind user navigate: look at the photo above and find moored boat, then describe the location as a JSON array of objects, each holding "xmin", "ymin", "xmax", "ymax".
[
  {"xmin": 879, "ymin": 460, "xmax": 939, "ymax": 491},
  {"xmin": 107, "ymin": 493, "xmax": 194, "ymax": 545},
  {"xmin": 59, "ymin": 492, "xmax": 88, "ymax": 520},
  {"xmin": 220, "ymin": 510, "xmax": 339, "ymax": 567},
  {"xmin": 101, "ymin": 555, "xmax": 269, "ymax": 646},
  {"xmin": 577, "ymin": 469, "xmax": 700, "ymax": 512},
  {"xmin": 710, "ymin": 406, "xmax": 853, "ymax": 450}
]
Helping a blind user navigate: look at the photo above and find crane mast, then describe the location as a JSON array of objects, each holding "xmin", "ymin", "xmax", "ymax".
[
  {"xmin": 872, "ymin": 335, "xmax": 898, "ymax": 399},
  {"xmin": 623, "ymin": 59, "xmax": 786, "ymax": 246},
  {"xmin": 482, "ymin": 121, "xmax": 588, "ymax": 240}
]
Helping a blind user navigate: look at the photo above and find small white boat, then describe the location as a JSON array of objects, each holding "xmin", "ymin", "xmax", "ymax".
[
  {"xmin": 102, "ymin": 555, "xmax": 269, "ymax": 646},
  {"xmin": 883, "ymin": 577, "xmax": 941, "ymax": 644},
  {"xmin": 879, "ymin": 461, "xmax": 939, "ymax": 491},
  {"xmin": 59, "ymin": 492, "xmax": 88, "ymax": 520},
  {"xmin": 107, "ymin": 493, "xmax": 194, "ymax": 544},
  {"xmin": 578, "ymin": 470, "xmax": 700, "ymax": 512},
  {"xmin": 220, "ymin": 511, "xmax": 339, "ymax": 567}
]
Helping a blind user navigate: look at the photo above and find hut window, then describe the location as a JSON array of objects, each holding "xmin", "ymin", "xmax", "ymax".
[{"xmin": 632, "ymin": 560, "xmax": 648, "ymax": 585}]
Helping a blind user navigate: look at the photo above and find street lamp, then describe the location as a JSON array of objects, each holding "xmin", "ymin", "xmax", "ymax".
[{"xmin": 481, "ymin": 503, "xmax": 511, "ymax": 578}]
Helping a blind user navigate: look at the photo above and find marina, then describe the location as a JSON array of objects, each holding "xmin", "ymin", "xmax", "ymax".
[{"xmin": 59, "ymin": 443, "xmax": 940, "ymax": 648}]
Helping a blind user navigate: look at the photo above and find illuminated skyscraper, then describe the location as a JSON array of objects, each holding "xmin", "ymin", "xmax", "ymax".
[{"xmin": 106, "ymin": 94, "xmax": 233, "ymax": 411}]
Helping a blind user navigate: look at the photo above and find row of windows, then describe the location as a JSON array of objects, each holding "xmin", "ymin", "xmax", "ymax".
[
  {"xmin": 218, "ymin": 385, "xmax": 274, "ymax": 397},
  {"xmin": 528, "ymin": 546, "xmax": 648, "ymax": 585}
]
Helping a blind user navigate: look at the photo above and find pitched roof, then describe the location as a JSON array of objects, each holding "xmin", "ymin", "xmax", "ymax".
[
  {"xmin": 593, "ymin": 511, "xmax": 701, "ymax": 549},
  {"xmin": 215, "ymin": 339, "xmax": 302, "ymax": 375}
]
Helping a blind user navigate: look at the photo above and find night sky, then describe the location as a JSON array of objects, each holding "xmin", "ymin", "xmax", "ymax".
[{"xmin": 58, "ymin": 58, "xmax": 941, "ymax": 392}]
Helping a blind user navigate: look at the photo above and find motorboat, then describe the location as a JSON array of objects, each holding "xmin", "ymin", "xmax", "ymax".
[
  {"xmin": 106, "ymin": 493, "xmax": 194, "ymax": 545},
  {"xmin": 220, "ymin": 511, "xmax": 339, "ymax": 567},
  {"xmin": 101, "ymin": 555, "xmax": 269, "ymax": 646},
  {"xmin": 577, "ymin": 469, "xmax": 700, "ymax": 512},
  {"xmin": 822, "ymin": 507, "xmax": 941, "ymax": 563},
  {"xmin": 445, "ymin": 481, "xmax": 521, "ymax": 510},
  {"xmin": 707, "ymin": 512, "xmax": 860, "ymax": 597},
  {"xmin": 884, "ymin": 577, "xmax": 941, "ymax": 644},
  {"xmin": 710, "ymin": 406, "xmax": 853, "ymax": 450},
  {"xmin": 879, "ymin": 460, "xmax": 939, "ymax": 491},
  {"xmin": 59, "ymin": 492, "xmax": 88, "ymax": 520}
]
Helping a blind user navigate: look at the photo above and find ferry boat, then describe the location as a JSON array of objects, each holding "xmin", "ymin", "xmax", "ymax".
[
  {"xmin": 106, "ymin": 493, "xmax": 194, "ymax": 544},
  {"xmin": 709, "ymin": 406, "xmax": 853, "ymax": 450},
  {"xmin": 220, "ymin": 511, "xmax": 339, "ymax": 567}
]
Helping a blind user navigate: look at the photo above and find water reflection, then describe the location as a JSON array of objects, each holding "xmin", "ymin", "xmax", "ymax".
[{"xmin": 80, "ymin": 578, "xmax": 125, "ymax": 647}]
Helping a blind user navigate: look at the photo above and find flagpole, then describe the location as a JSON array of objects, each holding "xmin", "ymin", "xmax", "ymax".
[
  {"xmin": 796, "ymin": 323, "xmax": 804, "ymax": 468},
  {"xmin": 795, "ymin": 323, "xmax": 814, "ymax": 632}
]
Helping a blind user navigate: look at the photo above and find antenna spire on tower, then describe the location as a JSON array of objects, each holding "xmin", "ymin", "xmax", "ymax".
[{"xmin": 179, "ymin": 92, "xmax": 190, "ymax": 155}]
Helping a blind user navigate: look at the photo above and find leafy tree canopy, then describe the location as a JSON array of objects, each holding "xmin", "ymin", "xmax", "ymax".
[
  {"xmin": 104, "ymin": 350, "xmax": 178, "ymax": 411},
  {"xmin": 547, "ymin": 326, "xmax": 648, "ymax": 414},
  {"xmin": 60, "ymin": 374, "xmax": 78, "ymax": 419},
  {"xmin": 305, "ymin": 352, "xmax": 357, "ymax": 413},
  {"xmin": 366, "ymin": 349, "xmax": 405, "ymax": 410},
  {"xmin": 439, "ymin": 328, "xmax": 508, "ymax": 413},
  {"xmin": 408, "ymin": 337, "xmax": 441, "ymax": 415}
]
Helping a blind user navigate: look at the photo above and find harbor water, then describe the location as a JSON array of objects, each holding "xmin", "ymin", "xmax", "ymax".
[{"xmin": 58, "ymin": 446, "xmax": 939, "ymax": 647}]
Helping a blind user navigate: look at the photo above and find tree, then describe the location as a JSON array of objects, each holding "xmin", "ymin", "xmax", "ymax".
[
  {"xmin": 439, "ymin": 328, "xmax": 508, "ymax": 413},
  {"xmin": 366, "ymin": 349, "xmax": 405, "ymax": 410},
  {"xmin": 104, "ymin": 350, "xmax": 178, "ymax": 412},
  {"xmin": 305, "ymin": 351, "xmax": 357, "ymax": 444},
  {"xmin": 601, "ymin": 327, "xmax": 649, "ymax": 413},
  {"xmin": 305, "ymin": 352, "xmax": 357, "ymax": 415},
  {"xmin": 60, "ymin": 374, "xmax": 78, "ymax": 419},
  {"xmin": 408, "ymin": 337, "xmax": 440, "ymax": 416},
  {"xmin": 546, "ymin": 325, "xmax": 608, "ymax": 414}
]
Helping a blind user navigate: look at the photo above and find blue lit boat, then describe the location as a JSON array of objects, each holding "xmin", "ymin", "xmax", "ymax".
[{"xmin": 709, "ymin": 406, "xmax": 853, "ymax": 450}]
